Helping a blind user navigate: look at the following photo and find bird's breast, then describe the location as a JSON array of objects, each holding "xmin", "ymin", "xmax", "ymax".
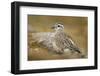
[{"xmin": 52, "ymin": 41, "xmax": 59, "ymax": 50}]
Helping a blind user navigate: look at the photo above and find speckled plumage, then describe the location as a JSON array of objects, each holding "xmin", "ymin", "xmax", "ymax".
[{"xmin": 31, "ymin": 23, "xmax": 81, "ymax": 54}]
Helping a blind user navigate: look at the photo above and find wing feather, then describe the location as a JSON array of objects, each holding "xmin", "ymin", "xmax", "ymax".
[{"xmin": 54, "ymin": 32, "xmax": 80, "ymax": 53}]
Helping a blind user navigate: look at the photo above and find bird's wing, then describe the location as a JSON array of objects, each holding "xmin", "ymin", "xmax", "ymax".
[
  {"xmin": 66, "ymin": 38, "xmax": 80, "ymax": 52},
  {"xmin": 54, "ymin": 32, "xmax": 80, "ymax": 53}
]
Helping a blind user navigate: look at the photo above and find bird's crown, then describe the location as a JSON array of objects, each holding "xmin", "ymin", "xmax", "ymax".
[{"xmin": 52, "ymin": 23, "xmax": 64, "ymax": 30}]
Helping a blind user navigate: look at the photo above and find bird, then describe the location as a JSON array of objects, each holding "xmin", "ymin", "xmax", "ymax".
[{"xmin": 31, "ymin": 23, "xmax": 81, "ymax": 55}]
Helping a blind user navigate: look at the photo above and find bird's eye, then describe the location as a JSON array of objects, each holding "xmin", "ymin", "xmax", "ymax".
[{"xmin": 58, "ymin": 25, "xmax": 60, "ymax": 27}]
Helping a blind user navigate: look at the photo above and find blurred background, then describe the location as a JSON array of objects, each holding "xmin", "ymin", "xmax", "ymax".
[{"xmin": 28, "ymin": 15, "xmax": 88, "ymax": 61}]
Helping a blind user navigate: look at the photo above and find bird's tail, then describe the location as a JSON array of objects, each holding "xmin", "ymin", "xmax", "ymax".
[
  {"xmin": 70, "ymin": 46, "xmax": 86, "ymax": 58},
  {"xmin": 74, "ymin": 48, "xmax": 86, "ymax": 58},
  {"xmin": 70, "ymin": 46, "xmax": 81, "ymax": 54},
  {"xmin": 74, "ymin": 49, "xmax": 81, "ymax": 54}
]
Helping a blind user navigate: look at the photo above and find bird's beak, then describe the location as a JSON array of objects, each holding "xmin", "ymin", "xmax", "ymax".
[{"xmin": 51, "ymin": 26, "xmax": 55, "ymax": 29}]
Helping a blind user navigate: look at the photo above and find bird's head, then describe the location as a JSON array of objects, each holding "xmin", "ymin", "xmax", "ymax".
[{"xmin": 51, "ymin": 23, "xmax": 64, "ymax": 31}]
